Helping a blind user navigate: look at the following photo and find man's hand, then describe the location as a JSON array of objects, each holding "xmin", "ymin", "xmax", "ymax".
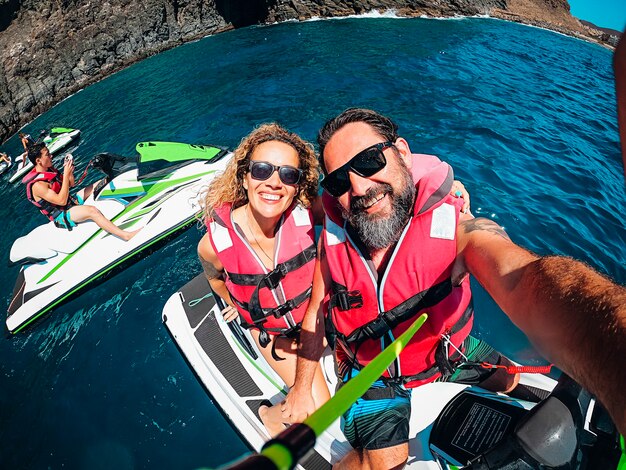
[
  {"xmin": 63, "ymin": 158, "xmax": 74, "ymax": 178},
  {"xmin": 281, "ymin": 384, "xmax": 316, "ymax": 423}
]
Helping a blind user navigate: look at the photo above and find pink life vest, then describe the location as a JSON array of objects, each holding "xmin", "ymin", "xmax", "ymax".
[
  {"xmin": 23, "ymin": 167, "xmax": 73, "ymax": 222},
  {"xmin": 323, "ymin": 154, "xmax": 473, "ymax": 388},
  {"xmin": 207, "ymin": 202, "xmax": 317, "ymax": 345}
]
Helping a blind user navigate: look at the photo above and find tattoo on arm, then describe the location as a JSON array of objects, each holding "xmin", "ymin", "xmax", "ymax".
[
  {"xmin": 199, "ymin": 252, "xmax": 224, "ymax": 280},
  {"xmin": 461, "ymin": 217, "xmax": 511, "ymax": 241}
]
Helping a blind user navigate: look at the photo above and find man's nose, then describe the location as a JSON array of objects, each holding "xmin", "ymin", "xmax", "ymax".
[{"xmin": 348, "ymin": 171, "xmax": 374, "ymax": 196}]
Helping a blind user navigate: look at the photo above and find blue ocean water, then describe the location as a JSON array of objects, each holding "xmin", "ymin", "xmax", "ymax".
[{"xmin": 0, "ymin": 16, "xmax": 623, "ymax": 469}]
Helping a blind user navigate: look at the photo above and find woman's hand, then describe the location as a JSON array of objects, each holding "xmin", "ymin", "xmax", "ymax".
[
  {"xmin": 220, "ymin": 305, "xmax": 239, "ymax": 323},
  {"xmin": 451, "ymin": 180, "xmax": 470, "ymax": 213}
]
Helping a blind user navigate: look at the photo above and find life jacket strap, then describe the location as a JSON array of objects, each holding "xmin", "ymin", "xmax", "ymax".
[
  {"xmin": 335, "ymin": 301, "xmax": 474, "ymax": 385},
  {"xmin": 228, "ymin": 244, "xmax": 316, "ymax": 287},
  {"xmin": 387, "ymin": 302, "xmax": 474, "ymax": 385},
  {"xmin": 231, "ymin": 287, "xmax": 312, "ymax": 324},
  {"xmin": 239, "ymin": 320, "xmax": 302, "ymax": 361},
  {"xmin": 338, "ymin": 278, "xmax": 453, "ymax": 345},
  {"xmin": 246, "ymin": 244, "xmax": 316, "ymax": 324}
]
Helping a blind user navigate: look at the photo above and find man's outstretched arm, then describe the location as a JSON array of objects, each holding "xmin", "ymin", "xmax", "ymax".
[{"xmin": 456, "ymin": 216, "xmax": 626, "ymax": 434}]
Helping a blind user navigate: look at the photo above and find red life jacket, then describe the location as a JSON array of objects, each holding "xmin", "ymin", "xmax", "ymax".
[
  {"xmin": 207, "ymin": 202, "xmax": 317, "ymax": 346},
  {"xmin": 23, "ymin": 167, "xmax": 73, "ymax": 222},
  {"xmin": 323, "ymin": 154, "xmax": 473, "ymax": 388}
]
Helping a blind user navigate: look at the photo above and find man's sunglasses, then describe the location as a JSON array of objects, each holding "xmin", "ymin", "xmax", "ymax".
[
  {"xmin": 248, "ymin": 160, "xmax": 302, "ymax": 185},
  {"xmin": 321, "ymin": 141, "xmax": 394, "ymax": 197}
]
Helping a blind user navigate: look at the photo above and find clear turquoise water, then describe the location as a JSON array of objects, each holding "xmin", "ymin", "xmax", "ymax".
[{"xmin": 0, "ymin": 16, "xmax": 623, "ymax": 469}]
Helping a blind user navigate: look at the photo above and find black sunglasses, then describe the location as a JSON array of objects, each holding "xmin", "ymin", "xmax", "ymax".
[
  {"xmin": 248, "ymin": 160, "xmax": 302, "ymax": 185},
  {"xmin": 321, "ymin": 141, "xmax": 394, "ymax": 197}
]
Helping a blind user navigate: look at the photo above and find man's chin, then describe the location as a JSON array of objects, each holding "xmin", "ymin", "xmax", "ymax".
[{"xmin": 351, "ymin": 210, "xmax": 386, "ymax": 226}]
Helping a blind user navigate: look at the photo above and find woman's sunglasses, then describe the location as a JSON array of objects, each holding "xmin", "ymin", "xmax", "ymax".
[
  {"xmin": 320, "ymin": 141, "xmax": 393, "ymax": 197},
  {"xmin": 248, "ymin": 161, "xmax": 302, "ymax": 185}
]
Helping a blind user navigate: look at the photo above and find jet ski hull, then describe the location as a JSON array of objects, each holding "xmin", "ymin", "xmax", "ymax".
[
  {"xmin": 7, "ymin": 145, "xmax": 232, "ymax": 333},
  {"xmin": 163, "ymin": 274, "xmax": 575, "ymax": 469}
]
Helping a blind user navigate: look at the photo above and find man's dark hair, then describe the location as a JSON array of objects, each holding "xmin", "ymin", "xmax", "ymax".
[
  {"xmin": 27, "ymin": 143, "xmax": 46, "ymax": 165},
  {"xmin": 317, "ymin": 108, "xmax": 399, "ymax": 174}
]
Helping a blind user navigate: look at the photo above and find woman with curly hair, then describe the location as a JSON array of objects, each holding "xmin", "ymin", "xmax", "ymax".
[{"xmin": 197, "ymin": 123, "xmax": 330, "ymax": 436}]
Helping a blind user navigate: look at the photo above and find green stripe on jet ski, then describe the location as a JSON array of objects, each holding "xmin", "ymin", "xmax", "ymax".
[
  {"xmin": 137, "ymin": 142, "xmax": 222, "ymax": 163},
  {"xmin": 98, "ymin": 168, "xmax": 206, "ymax": 199},
  {"xmin": 50, "ymin": 127, "xmax": 76, "ymax": 134},
  {"xmin": 12, "ymin": 214, "xmax": 198, "ymax": 333},
  {"xmin": 37, "ymin": 171, "xmax": 214, "ymax": 284}
]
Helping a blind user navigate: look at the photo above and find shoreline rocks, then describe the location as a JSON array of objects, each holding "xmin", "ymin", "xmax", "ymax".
[{"xmin": 0, "ymin": 0, "xmax": 619, "ymax": 144}]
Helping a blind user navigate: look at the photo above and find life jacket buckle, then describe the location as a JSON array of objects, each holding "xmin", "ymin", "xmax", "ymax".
[
  {"xmin": 265, "ymin": 263, "xmax": 288, "ymax": 290},
  {"xmin": 270, "ymin": 300, "xmax": 294, "ymax": 319},
  {"xmin": 334, "ymin": 290, "xmax": 363, "ymax": 311},
  {"xmin": 361, "ymin": 316, "xmax": 392, "ymax": 341}
]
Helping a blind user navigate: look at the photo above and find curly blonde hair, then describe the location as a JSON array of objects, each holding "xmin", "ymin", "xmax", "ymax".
[{"xmin": 201, "ymin": 123, "xmax": 319, "ymax": 221}]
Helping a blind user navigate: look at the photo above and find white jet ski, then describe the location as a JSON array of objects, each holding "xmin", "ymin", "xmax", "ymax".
[
  {"xmin": 163, "ymin": 274, "xmax": 623, "ymax": 469},
  {"xmin": 9, "ymin": 128, "xmax": 81, "ymax": 183},
  {"xmin": 7, "ymin": 142, "xmax": 232, "ymax": 333}
]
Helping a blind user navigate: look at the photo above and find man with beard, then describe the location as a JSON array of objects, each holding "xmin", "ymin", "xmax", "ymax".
[{"xmin": 282, "ymin": 108, "xmax": 626, "ymax": 469}]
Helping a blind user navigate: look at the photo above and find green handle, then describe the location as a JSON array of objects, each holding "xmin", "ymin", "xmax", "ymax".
[
  {"xmin": 230, "ymin": 313, "xmax": 429, "ymax": 470},
  {"xmin": 304, "ymin": 313, "xmax": 428, "ymax": 436}
]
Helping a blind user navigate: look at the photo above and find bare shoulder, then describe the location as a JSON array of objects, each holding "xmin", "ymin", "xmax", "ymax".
[
  {"xmin": 458, "ymin": 216, "xmax": 510, "ymax": 241},
  {"xmin": 455, "ymin": 214, "xmax": 537, "ymax": 284}
]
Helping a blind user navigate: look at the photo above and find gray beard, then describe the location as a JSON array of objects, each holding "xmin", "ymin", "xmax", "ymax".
[{"xmin": 343, "ymin": 169, "xmax": 415, "ymax": 251}]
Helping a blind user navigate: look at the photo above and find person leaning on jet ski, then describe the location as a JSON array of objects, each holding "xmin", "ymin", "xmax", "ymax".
[
  {"xmin": 282, "ymin": 108, "xmax": 626, "ymax": 470},
  {"xmin": 24, "ymin": 142, "xmax": 140, "ymax": 241}
]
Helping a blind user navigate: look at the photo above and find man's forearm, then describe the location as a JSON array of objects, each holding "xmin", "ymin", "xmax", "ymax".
[
  {"xmin": 294, "ymin": 302, "xmax": 326, "ymax": 390},
  {"xmin": 474, "ymin": 249, "xmax": 626, "ymax": 433},
  {"xmin": 59, "ymin": 179, "xmax": 72, "ymax": 205},
  {"xmin": 518, "ymin": 257, "xmax": 626, "ymax": 432},
  {"xmin": 294, "ymin": 245, "xmax": 329, "ymax": 391}
]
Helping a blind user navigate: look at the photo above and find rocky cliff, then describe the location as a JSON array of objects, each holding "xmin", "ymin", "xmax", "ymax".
[{"xmin": 0, "ymin": 0, "xmax": 606, "ymax": 143}]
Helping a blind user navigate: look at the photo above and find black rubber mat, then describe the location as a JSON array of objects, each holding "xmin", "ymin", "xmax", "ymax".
[
  {"xmin": 194, "ymin": 308, "xmax": 262, "ymax": 397},
  {"xmin": 180, "ymin": 274, "xmax": 216, "ymax": 329},
  {"xmin": 508, "ymin": 383, "xmax": 551, "ymax": 402},
  {"xmin": 300, "ymin": 449, "xmax": 332, "ymax": 470},
  {"xmin": 246, "ymin": 399, "xmax": 270, "ymax": 421}
]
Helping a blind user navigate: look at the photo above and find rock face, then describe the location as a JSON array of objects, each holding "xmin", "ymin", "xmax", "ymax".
[
  {"xmin": 491, "ymin": 0, "xmax": 583, "ymax": 34},
  {"xmin": 0, "ymin": 0, "xmax": 608, "ymax": 143}
]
